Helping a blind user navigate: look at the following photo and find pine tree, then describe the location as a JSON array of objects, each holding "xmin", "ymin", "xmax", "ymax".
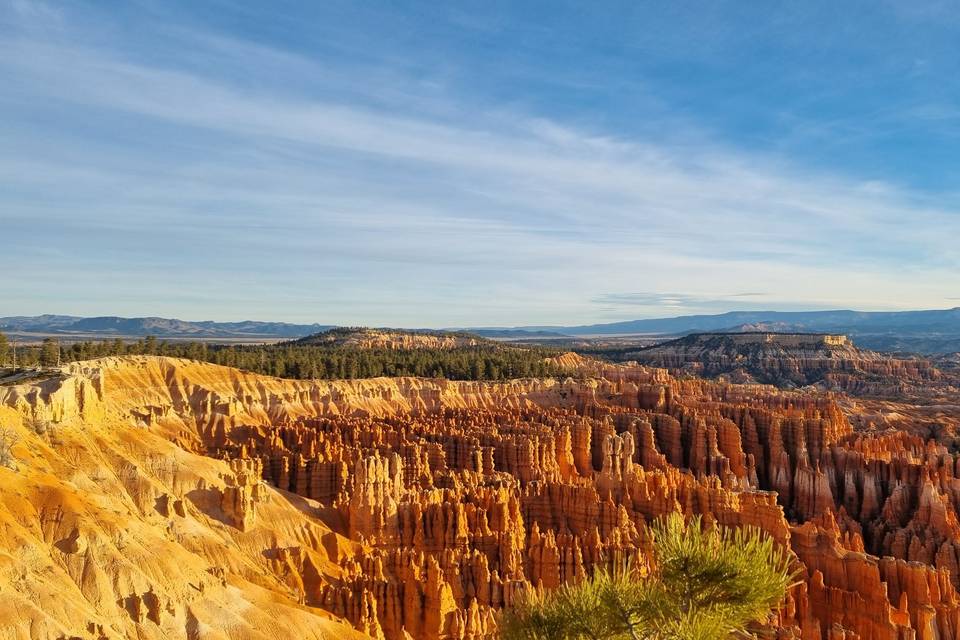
[
  {"xmin": 0, "ymin": 331, "xmax": 8, "ymax": 367},
  {"xmin": 111, "ymin": 338, "xmax": 126, "ymax": 356},
  {"xmin": 39, "ymin": 337, "xmax": 60, "ymax": 368},
  {"xmin": 501, "ymin": 512, "xmax": 797, "ymax": 640}
]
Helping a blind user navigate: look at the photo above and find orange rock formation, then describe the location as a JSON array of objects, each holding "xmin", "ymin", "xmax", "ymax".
[{"xmin": 1, "ymin": 355, "xmax": 959, "ymax": 639}]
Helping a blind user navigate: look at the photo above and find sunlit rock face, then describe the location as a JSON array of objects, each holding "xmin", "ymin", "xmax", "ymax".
[
  {"xmin": 629, "ymin": 332, "xmax": 960, "ymax": 402},
  {"xmin": 3, "ymin": 355, "xmax": 960, "ymax": 639}
]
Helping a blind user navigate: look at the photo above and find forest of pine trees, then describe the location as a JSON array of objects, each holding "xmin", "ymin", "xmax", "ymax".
[{"xmin": 0, "ymin": 331, "xmax": 568, "ymax": 381}]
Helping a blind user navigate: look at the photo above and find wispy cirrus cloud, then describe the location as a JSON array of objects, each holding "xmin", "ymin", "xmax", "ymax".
[
  {"xmin": 1, "ymin": 1, "xmax": 959, "ymax": 325},
  {"xmin": 592, "ymin": 293, "xmax": 736, "ymax": 308},
  {"xmin": 597, "ymin": 292, "xmax": 770, "ymax": 304}
]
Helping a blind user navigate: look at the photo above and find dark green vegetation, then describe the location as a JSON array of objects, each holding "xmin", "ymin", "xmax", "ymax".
[
  {"xmin": 568, "ymin": 345, "xmax": 648, "ymax": 363},
  {"xmin": 501, "ymin": 513, "xmax": 796, "ymax": 640},
  {"xmin": 0, "ymin": 331, "xmax": 566, "ymax": 381}
]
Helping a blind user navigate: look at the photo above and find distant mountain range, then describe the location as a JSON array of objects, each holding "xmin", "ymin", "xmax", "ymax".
[
  {"xmin": 3, "ymin": 308, "xmax": 959, "ymax": 353},
  {"xmin": 528, "ymin": 308, "xmax": 960, "ymax": 335},
  {"xmin": 0, "ymin": 315, "xmax": 330, "ymax": 340},
  {"xmin": 473, "ymin": 308, "xmax": 960, "ymax": 354}
]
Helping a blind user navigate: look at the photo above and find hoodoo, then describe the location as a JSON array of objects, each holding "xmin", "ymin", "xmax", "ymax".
[{"xmin": 1, "ymin": 356, "xmax": 959, "ymax": 638}]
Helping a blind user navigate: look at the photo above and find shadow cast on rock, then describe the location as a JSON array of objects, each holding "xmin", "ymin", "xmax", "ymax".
[{"xmin": 185, "ymin": 487, "xmax": 232, "ymax": 527}]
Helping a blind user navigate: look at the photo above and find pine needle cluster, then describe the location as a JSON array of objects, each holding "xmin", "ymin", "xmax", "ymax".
[{"xmin": 501, "ymin": 513, "xmax": 797, "ymax": 640}]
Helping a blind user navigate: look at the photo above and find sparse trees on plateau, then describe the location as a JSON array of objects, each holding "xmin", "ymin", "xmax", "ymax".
[{"xmin": 39, "ymin": 338, "xmax": 60, "ymax": 368}]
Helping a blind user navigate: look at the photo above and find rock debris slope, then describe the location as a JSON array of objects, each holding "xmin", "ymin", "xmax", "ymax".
[{"xmin": 1, "ymin": 356, "xmax": 960, "ymax": 639}]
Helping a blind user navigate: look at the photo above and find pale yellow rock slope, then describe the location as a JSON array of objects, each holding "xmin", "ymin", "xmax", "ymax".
[{"xmin": 0, "ymin": 358, "xmax": 377, "ymax": 640}]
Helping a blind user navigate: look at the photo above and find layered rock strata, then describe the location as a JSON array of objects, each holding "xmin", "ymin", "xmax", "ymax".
[{"xmin": 629, "ymin": 332, "xmax": 959, "ymax": 402}]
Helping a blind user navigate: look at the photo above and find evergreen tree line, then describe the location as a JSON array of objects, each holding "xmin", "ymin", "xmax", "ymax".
[{"xmin": 0, "ymin": 332, "xmax": 567, "ymax": 381}]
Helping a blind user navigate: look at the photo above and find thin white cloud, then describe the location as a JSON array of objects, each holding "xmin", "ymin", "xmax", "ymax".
[
  {"xmin": 0, "ymin": 6, "xmax": 958, "ymax": 325},
  {"xmin": 5, "ymin": 37, "xmax": 957, "ymax": 248}
]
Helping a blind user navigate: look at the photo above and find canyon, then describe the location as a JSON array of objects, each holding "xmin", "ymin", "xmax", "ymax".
[
  {"xmin": 1, "ymin": 355, "xmax": 960, "ymax": 639},
  {"xmin": 626, "ymin": 332, "xmax": 960, "ymax": 404}
]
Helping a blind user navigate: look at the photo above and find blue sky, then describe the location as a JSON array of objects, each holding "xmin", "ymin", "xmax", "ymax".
[{"xmin": 2, "ymin": 1, "xmax": 959, "ymax": 326}]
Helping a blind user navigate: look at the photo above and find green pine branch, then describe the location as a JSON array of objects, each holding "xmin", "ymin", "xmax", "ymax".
[{"xmin": 501, "ymin": 513, "xmax": 799, "ymax": 640}]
